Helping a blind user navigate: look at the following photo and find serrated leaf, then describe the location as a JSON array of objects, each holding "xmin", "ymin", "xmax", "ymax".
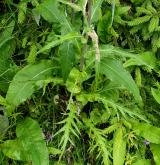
[
  {"xmin": 113, "ymin": 127, "xmax": 126, "ymax": 165},
  {"xmin": 150, "ymin": 144, "xmax": 160, "ymax": 165},
  {"xmin": 132, "ymin": 122, "xmax": 160, "ymax": 144},
  {"xmin": 2, "ymin": 118, "xmax": 49, "ymax": 165},
  {"xmin": 151, "ymin": 88, "xmax": 160, "ymax": 104},
  {"xmin": 37, "ymin": 32, "xmax": 81, "ymax": 54},
  {"xmin": 6, "ymin": 60, "xmax": 54, "ymax": 109},
  {"xmin": 99, "ymin": 58, "xmax": 142, "ymax": 102}
]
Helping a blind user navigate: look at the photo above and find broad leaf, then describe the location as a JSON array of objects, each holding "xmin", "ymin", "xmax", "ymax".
[
  {"xmin": 113, "ymin": 127, "xmax": 126, "ymax": 165},
  {"xmin": 132, "ymin": 122, "xmax": 160, "ymax": 144},
  {"xmin": 150, "ymin": 144, "xmax": 160, "ymax": 165},
  {"xmin": 99, "ymin": 58, "xmax": 142, "ymax": 102},
  {"xmin": 2, "ymin": 118, "xmax": 49, "ymax": 165},
  {"xmin": 6, "ymin": 60, "xmax": 54, "ymax": 109}
]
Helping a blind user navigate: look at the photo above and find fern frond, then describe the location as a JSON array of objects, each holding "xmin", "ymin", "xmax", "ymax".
[
  {"xmin": 84, "ymin": 117, "xmax": 110, "ymax": 165},
  {"xmin": 103, "ymin": 123, "xmax": 120, "ymax": 134},
  {"xmin": 113, "ymin": 127, "xmax": 126, "ymax": 165},
  {"xmin": 128, "ymin": 15, "xmax": 151, "ymax": 26},
  {"xmin": 27, "ymin": 43, "xmax": 37, "ymax": 64},
  {"xmin": 148, "ymin": 16, "xmax": 159, "ymax": 33},
  {"xmin": 18, "ymin": 2, "xmax": 27, "ymax": 24},
  {"xmin": 136, "ymin": 7, "xmax": 152, "ymax": 16},
  {"xmin": 54, "ymin": 99, "xmax": 80, "ymax": 159}
]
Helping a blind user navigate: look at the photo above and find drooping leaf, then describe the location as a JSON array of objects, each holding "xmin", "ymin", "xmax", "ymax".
[
  {"xmin": 113, "ymin": 127, "xmax": 126, "ymax": 165},
  {"xmin": 6, "ymin": 60, "xmax": 54, "ymax": 110},
  {"xmin": 150, "ymin": 144, "xmax": 160, "ymax": 165},
  {"xmin": 132, "ymin": 122, "xmax": 160, "ymax": 144},
  {"xmin": 99, "ymin": 58, "xmax": 142, "ymax": 102},
  {"xmin": 2, "ymin": 118, "xmax": 49, "ymax": 165}
]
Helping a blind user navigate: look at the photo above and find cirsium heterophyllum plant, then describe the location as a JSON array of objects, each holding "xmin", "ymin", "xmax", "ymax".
[{"xmin": 0, "ymin": 0, "xmax": 160, "ymax": 165}]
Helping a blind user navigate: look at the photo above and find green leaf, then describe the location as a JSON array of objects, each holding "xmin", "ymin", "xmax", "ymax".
[
  {"xmin": 150, "ymin": 144, "xmax": 160, "ymax": 165},
  {"xmin": 6, "ymin": 60, "xmax": 54, "ymax": 110},
  {"xmin": 91, "ymin": 0, "xmax": 104, "ymax": 23},
  {"xmin": 113, "ymin": 127, "xmax": 126, "ymax": 165},
  {"xmin": 151, "ymin": 88, "xmax": 160, "ymax": 104},
  {"xmin": 132, "ymin": 122, "xmax": 160, "ymax": 144},
  {"xmin": 66, "ymin": 68, "xmax": 88, "ymax": 94},
  {"xmin": 37, "ymin": 32, "xmax": 81, "ymax": 54},
  {"xmin": 2, "ymin": 118, "xmax": 49, "ymax": 165},
  {"xmin": 59, "ymin": 41, "xmax": 75, "ymax": 81},
  {"xmin": 99, "ymin": 58, "xmax": 142, "ymax": 102},
  {"xmin": 124, "ymin": 51, "xmax": 157, "ymax": 70},
  {"xmin": 132, "ymin": 159, "xmax": 151, "ymax": 165}
]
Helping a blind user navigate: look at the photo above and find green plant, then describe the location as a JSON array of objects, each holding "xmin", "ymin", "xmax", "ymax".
[{"xmin": 0, "ymin": 0, "xmax": 160, "ymax": 165}]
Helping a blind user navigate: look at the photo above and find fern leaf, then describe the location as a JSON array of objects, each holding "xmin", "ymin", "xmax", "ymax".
[
  {"xmin": 18, "ymin": 2, "xmax": 27, "ymax": 24},
  {"xmin": 148, "ymin": 16, "xmax": 159, "ymax": 33},
  {"xmin": 27, "ymin": 43, "xmax": 37, "ymax": 64},
  {"xmin": 113, "ymin": 127, "xmax": 126, "ymax": 165},
  {"xmin": 128, "ymin": 15, "xmax": 151, "ymax": 26}
]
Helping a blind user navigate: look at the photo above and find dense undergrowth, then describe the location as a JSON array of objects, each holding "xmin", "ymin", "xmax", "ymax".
[{"xmin": 0, "ymin": 0, "xmax": 160, "ymax": 164}]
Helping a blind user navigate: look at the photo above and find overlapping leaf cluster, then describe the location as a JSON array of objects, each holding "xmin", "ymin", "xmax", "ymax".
[{"xmin": 0, "ymin": 0, "xmax": 160, "ymax": 165}]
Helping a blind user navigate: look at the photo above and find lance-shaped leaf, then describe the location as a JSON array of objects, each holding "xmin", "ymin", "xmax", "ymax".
[
  {"xmin": 6, "ymin": 60, "xmax": 54, "ymax": 108},
  {"xmin": 99, "ymin": 58, "xmax": 142, "ymax": 103},
  {"xmin": 2, "ymin": 118, "xmax": 49, "ymax": 165},
  {"xmin": 151, "ymin": 88, "xmax": 160, "ymax": 104},
  {"xmin": 37, "ymin": 32, "xmax": 82, "ymax": 54}
]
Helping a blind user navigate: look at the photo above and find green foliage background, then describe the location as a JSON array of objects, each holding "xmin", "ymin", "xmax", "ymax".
[{"xmin": 0, "ymin": 0, "xmax": 160, "ymax": 164}]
